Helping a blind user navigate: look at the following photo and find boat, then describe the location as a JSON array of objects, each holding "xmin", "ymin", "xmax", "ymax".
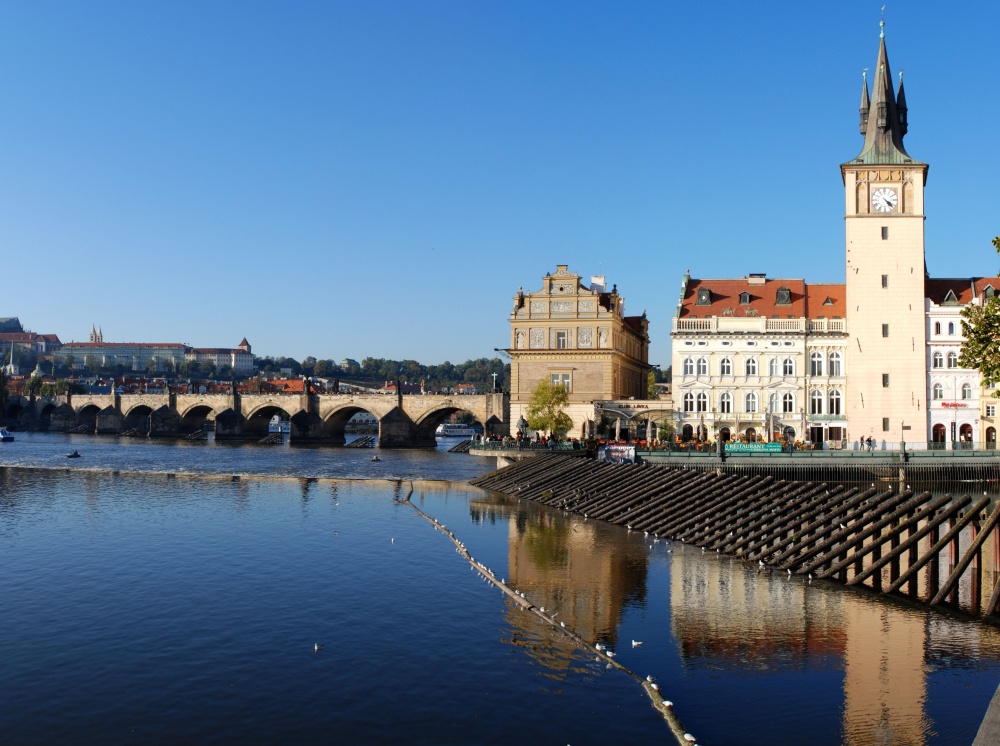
[
  {"xmin": 0, "ymin": 428, "xmax": 13, "ymax": 442},
  {"xmin": 67, "ymin": 450, "xmax": 81, "ymax": 459},
  {"xmin": 435, "ymin": 423, "xmax": 478, "ymax": 438}
]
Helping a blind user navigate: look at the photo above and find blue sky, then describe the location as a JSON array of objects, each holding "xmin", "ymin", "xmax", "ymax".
[{"xmin": 1, "ymin": 2, "xmax": 997, "ymax": 370}]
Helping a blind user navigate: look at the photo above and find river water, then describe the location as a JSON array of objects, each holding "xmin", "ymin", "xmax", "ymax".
[{"xmin": 2, "ymin": 432, "xmax": 999, "ymax": 745}]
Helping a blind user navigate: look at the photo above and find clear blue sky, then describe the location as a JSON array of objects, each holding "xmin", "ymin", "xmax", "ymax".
[{"xmin": 2, "ymin": 2, "xmax": 998, "ymax": 370}]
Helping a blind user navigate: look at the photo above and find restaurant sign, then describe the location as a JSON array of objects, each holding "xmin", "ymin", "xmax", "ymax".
[{"xmin": 725, "ymin": 442, "xmax": 783, "ymax": 453}]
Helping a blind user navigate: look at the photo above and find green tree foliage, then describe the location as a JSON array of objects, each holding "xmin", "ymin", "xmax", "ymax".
[
  {"xmin": 960, "ymin": 236, "xmax": 1000, "ymax": 394},
  {"xmin": 525, "ymin": 379, "xmax": 573, "ymax": 436},
  {"xmin": 646, "ymin": 370, "xmax": 659, "ymax": 399}
]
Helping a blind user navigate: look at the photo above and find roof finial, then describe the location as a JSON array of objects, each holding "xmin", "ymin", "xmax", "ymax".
[
  {"xmin": 898, "ymin": 68, "xmax": 903, "ymax": 83},
  {"xmin": 880, "ymin": 5, "xmax": 886, "ymax": 38},
  {"xmin": 862, "ymin": 68, "xmax": 868, "ymax": 81}
]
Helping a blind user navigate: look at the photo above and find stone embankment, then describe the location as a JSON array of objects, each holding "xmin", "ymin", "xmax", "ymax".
[{"xmin": 470, "ymin": 455, "xmax": 1000, "ymax": 616}]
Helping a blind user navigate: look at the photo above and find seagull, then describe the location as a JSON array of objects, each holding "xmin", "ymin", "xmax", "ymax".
[
  {"xmin": 632, "ymin": 640, "xmax": 643, "ymax": 648},
  {"xmin": 663, "ymin": 700, "xmax": 673, "ymax": 707},
  {"xmin": 651, "ymin": 683, "xmax": 660, "ymax": 691},
  {"xmin": 787, "ymin": 568, "xmax": 792, "ymax": 576},
  {"xmin": 684, "ymin": 735, "xmax": 697, "ymax": 743},
  {"xmin": 646, "ymin": 675, "xmax": 655, "ymax": 682},
  {"xmin": 840, "ymin": 523, "xmax": 846, "ymax": 530},
  {"xmin": 560, "ymin": 621, "xmax": 566, "ymax": 627},
  {"xmin": 595, "ymin": 643, "xmax": 605, "ymax": 652},
  {"xmin": 808, "ymin": 573, "xmax": 814, "ymax": 583},
  {"xmin": 391, "ymin": 537, "xmax": 395, "ymax": 544},
  {"xmin": 606, "ymin": 650, "xmax": 616, "ymax": 658},
  {"xmin": 314, "ymin": 643, "xmax": 323, "ymax": 653},
  {"xmin": 540, "ymin": 607, "xmax": 546, "ymax": 613}
]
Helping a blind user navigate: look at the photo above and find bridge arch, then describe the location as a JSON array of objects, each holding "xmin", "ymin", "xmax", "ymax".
[
  {"xmin": 76, "ymin": 404, "xmax": 102, "ymax": 432},
  {"xmin": 321, "ymin": 404, "xmax": 379, "ymax": 445},
  {"xmin": 123, "ymin": 404, "xmax": 154, "ymax": 433},
  {"xmin": 179, "ymin": 404, "xmax": 216, "ymax": 434},
  {"xmin": 413, "ymin": 405, "xmax": 488, "ymax": 443},
  {"xmin": 243, "ymin": 404, "xmax": 294, "ymax": 438}
]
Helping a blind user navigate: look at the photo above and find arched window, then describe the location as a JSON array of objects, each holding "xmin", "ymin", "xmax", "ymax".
[
  {"xmin": 768, "ymin": 393, "xmax": 779, "ymax": 414},
  {"xmin": 768, "ymin": 358, "xmax": 780, "ymax": 376},
  {"xmin": 932, "ymin": 423, "xmax": 947, "ymax": 443},
  {"xmin": 810, "ymin": 389, "xmax": 823, "ymax": 415},
  {"xmin": 696, "ymin": 357, "xmax": 708, "ymax": 375},
  {"xmin": 828, "ymin": 389, "xmax": 842, "ymax": 415},
  {"xmin": 783, "ymin": 358, "xmax": 795, "ymax": 376},
  {"xmin": 696, "ymin": 392, "xmax": 708, "ymax": 412},
  {"xmin": 934, "ymin": 321, "xmax": 941, "ymax": 335},
  {"xmin": 744, "ymin": 392, "xmax": 758, "ymax": 413},
  {"xmin": 810, "ymin": 351, "xmax": 824, "ymax": 377},
  {"xmin": 782, "ymin": 393, "xmax": 795, "ymax": 413},
  {"xmin": 932, "ymin": 383, "xmax": 943, "ymax": 400},
  {"xmin": 828, "ymin": 352, "xmax": 842, "ymax": 376},
  {"xmin": 720, "ymin": 357, "xmax": 732, "ymax": 376},
  {"xmin": 962, "ymin": 383, "xmax": 973, "ymax": 399},
  {"xmin": 745, "ymin": 358, "xmax": 758, "ymax": 376},
  {"xmin": 683, "ymin": 358, "xmax": 694, "ymax": 375},
  {"xmin": 948, "ymin": 322, "xmax": 955, "ymax": 335},
  {"xmin": 932, "ymin": 352, "xmax": 943, "ymax": 369},
  {"xmin": 947, "ymin": 352, "xmax": 958, "ymax": 368},
  {"xmin": 719, "ymin": 392, "xmax": 732, "ymax": 414},
  {"xmin": 683, "ymin": 392, "xmax": 694, "ymax": 412},
  {"xmin": 987, "ymin": 427, "xmax": 996, "ymax": 446}
]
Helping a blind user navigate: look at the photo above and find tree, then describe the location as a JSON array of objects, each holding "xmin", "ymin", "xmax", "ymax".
[
  {"xmin": 960, "ymin": 236, "xmax": 1000, "ymax": 392},
  {"xmin": 525, "ymin": 379, "xmax": 573, "ymax": 436},
  {"xmin": 646, "ymin": 370, "xmax": 659, "ymax": 399}
]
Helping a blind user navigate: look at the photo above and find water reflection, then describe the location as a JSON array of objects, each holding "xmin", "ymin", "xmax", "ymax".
[{"xmin": 475, "ymin": 488, "xmax": 1000, "ymax": 745}]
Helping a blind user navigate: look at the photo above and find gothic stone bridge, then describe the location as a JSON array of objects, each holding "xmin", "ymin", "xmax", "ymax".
[{"xmin": 25, "ymin": 391, "xmax": 509, "ymax": 448}]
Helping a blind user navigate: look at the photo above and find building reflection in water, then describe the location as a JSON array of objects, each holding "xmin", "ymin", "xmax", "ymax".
[
  {"xmin": 668, "ymin": 547, "xmax": 1000, "ymax": 745},
  {"xmin": 470, "ymin": 494, "xmax": 648, "ymax": 671}
]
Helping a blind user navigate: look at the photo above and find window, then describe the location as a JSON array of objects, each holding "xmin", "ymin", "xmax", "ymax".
[
  {"xmin": 783, "ymin": 358, "xmax": 795, "ymax": 376},
  {"xmin": 719, "ymin": 392, "xmax": 733, "ymax": 414},
  {"xmin": 696, "ymin": 288, "xmax": 712, "ymax": 305},
  {"xmin": 810, "ymin": 351, "xmax": 824, "ymax": 377},
  {"xmin": 683, "ymin": 358, "xmax": 694, "ymax": 375},
  {"xmin": 947, "ymin": 352, "xmax": 958, "ymax": 368},
  {"xmin": 881, "ymin": 274, "xmax": 888, "ymax": 288},
  {"xmin": 696, "ymin": 357, "xmax": 708, "ymax": 376},
  {"xmin": 828, "ymin": 389, "xmax": 842, "ymax": 415},
  {"xmin": 744, "ymin": 392, "xmax": 758, "ymax": 413},
  {"xmin": 739, "ymin": 292, "xmax": 751, "ymax": 305},
  {"xmin": 987, "ymin": 405, "xmax": 997, "ymax": 418},
  {"xmin": 932, "ymin": 383, "xmax": 943, "ymax": 400},
  {"xmin": 775, "ymin": 287, "xmax": 791, "ymax": 305},
  {"xmin": 745, "ymin": 358, "xmax": 758, "ymax": 376},
  {"xmin": 769, "ymin": 358, "xmax": 780, "ymax": 376},
  {"xmin": 768, "ymin": 393, "xmax": 779, "ymax": 414},
  {"xmin": 556, "ymin": 331, "xmax": 568, "ymax": 349},
  {"xmin": 828, "ymin": 352, "xmax": 842, "ymax": 376},
  {"xmin": 882, "ymin": 374, "xmax": 889, "ymax": 388},
  {"xmin": 883, "ymin": 418, "xmax": 890, "ymax": 432},
  {"xmin": 933, "ymin": 352, "xmax": 943, "ymax": 369},
  {"xmin": 881, "ymin": 226, "xmax": 889, "ymax": 240},
  {"xmin": 934, "ymin": 322, "xmax": 941, "ymax": 335},
  {"xmin": 948, "ymin": 322, "xmax": 955, "ymax": 335},
  {"xmin": 696, "ymin": 392, "xmax": 708, "ymax": 412},
  {"xmin": 962, "ymin": 383, "xmax": 973, "ymax": 400},
  {"xmin": 782, "ymin": 393, "xmax": 794, "ymax": 413},
  {"xmin": 683, "ymin": 392, "xmax": 695, "ymax": 413},
  {"xmin": 550, "ymin": 373, "xmax": 570, "ymax": 390},
  {"xmin": 882, "ymin": 324, "xmax": 889, "ymax": 337},
  {"xmin": 810, "ymin": 389, "xmax": 823, "ymax": 415},
  {"xmin": 720, "ymin": 357, "xmax": 732, "ymax": 376}
]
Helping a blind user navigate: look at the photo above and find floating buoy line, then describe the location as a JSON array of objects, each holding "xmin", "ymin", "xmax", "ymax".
[{"xmin": 396, "ymin": 482, "xmax": 696, "ymax": 745}]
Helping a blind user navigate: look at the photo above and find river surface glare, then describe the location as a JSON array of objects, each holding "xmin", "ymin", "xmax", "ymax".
[{"xmin": 2, "ymin": 433, "xmax": 1000, "ymax": 745}]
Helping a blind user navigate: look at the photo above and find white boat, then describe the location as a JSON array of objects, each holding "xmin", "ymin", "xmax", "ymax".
[
  {"xmin": 0, "ymin": 428, "xmax": 14, "ymax": 442},
  {"xmin": 435, "ymin": 423, "xmax": 477, "ymax": 438}
]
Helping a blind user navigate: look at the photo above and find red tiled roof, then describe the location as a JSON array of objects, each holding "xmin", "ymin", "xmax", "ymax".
[
  {"xmin": 680, "ymin": 278, "xmax": 807, "ymax": 319},
  {"xmin": 925, "ymin": 278, "xmax": 977, "ymax": 305},
  {"xmin": 804, "ymin": 283, "xmax": 846, "ymax": 318},
  {"xmin": 62, "ymin": 342, "xmax": 185, "ymax": 349}
]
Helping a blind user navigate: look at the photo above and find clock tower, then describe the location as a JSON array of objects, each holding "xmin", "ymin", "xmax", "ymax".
[{"xmin": 842, "ymin": 21, "xmax": 928, "ymax": 446}]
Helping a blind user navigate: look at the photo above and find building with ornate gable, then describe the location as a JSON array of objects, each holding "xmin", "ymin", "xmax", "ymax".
[{"xmin": 507, "ymin": 265, "xmax": 650, "ymax": 437}]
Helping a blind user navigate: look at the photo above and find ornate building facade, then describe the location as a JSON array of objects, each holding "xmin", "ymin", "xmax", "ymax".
[{"xmin": 507, "ymin": 265, "xmax": 650, "ymax": 437}]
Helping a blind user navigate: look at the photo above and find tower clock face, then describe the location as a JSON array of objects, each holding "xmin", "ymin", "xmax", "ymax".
[{"xmin": 871, "ymin": 187, "xmax": 898, "ymax": 213}]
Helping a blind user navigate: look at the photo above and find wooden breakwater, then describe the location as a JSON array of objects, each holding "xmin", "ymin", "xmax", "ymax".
[{"xmin": 470, "ymin": 455, "xmax": 1000, "ymax": 617}]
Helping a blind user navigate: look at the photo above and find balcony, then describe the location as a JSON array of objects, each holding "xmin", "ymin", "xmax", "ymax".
[{"xmin": 673, "ymin": 316, "xmax": 847, "ymax": 335}]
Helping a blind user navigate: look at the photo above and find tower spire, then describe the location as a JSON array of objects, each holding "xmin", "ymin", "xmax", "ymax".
[
  {"xmin": 896, "ymin": 69, "xmax": 908, "ymax": 135},
  {"xmin": 845, "ymin": 21, "xmax": 920, "ymax": 166},
  {"xmin": 859, "ymin": 70, "xmax": 870, "ymax": 135}
]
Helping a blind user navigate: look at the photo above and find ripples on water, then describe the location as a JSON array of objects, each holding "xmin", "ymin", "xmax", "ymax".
[{"xmin": 2, "ymin": 433, "xmax": 1000, "ymax": 745}]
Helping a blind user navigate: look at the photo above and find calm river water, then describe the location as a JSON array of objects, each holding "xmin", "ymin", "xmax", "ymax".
[{"xmin": 2, "ymin": 432, "xmax": 1000, "ymax": 745}]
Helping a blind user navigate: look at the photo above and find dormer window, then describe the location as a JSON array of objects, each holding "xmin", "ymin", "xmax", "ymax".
[
  {"xmin": 986, "ymin": 285, "xmax": 996, "ymax": 299},
  {"xmin": 775, "ymin": 287, "xmax": 792, "ymax": 305},
  {"xmin": 823, "ymin": 296, "xmax": 834, "ymax": 306},
  {"xmin": 738, "ymin": 292, "xmax": 751, "ymax": 305},
  {"xmin": 696, "ymin": 288, "xmax": 712, "ymax": 306},
  {"xmin": 942, "ymin": 289, "xmax": 959, "ymax": 306}
]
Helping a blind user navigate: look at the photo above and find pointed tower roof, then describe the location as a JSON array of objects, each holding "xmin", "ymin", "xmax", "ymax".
[{"xmin": 843, "ymin": 22, "xmax": 924, "ymax": 168}]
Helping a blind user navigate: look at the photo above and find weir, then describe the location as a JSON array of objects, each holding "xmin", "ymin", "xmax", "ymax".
[{"xmin": 471, "ymin": 455, "xmax": 1000, "ymax": 618}]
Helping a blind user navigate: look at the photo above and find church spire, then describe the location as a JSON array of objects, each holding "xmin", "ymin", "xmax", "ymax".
[
  {"xmin": 896, "ymin": 70, "xmax": 908, "ymax": 135},
  {"xmin": 845, "ymin": 20, "xmax": 922, "ymax": 166}
]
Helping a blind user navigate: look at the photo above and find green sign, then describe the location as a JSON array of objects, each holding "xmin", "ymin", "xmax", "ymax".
[{"xmin": 725, "ymin": 442, "xmax": 783, "ymax": 453}]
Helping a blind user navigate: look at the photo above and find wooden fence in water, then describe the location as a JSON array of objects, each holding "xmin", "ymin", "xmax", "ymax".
[{"xmin": 470, "ymin": 455, "xmax": 1000, "ymax": 617}]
